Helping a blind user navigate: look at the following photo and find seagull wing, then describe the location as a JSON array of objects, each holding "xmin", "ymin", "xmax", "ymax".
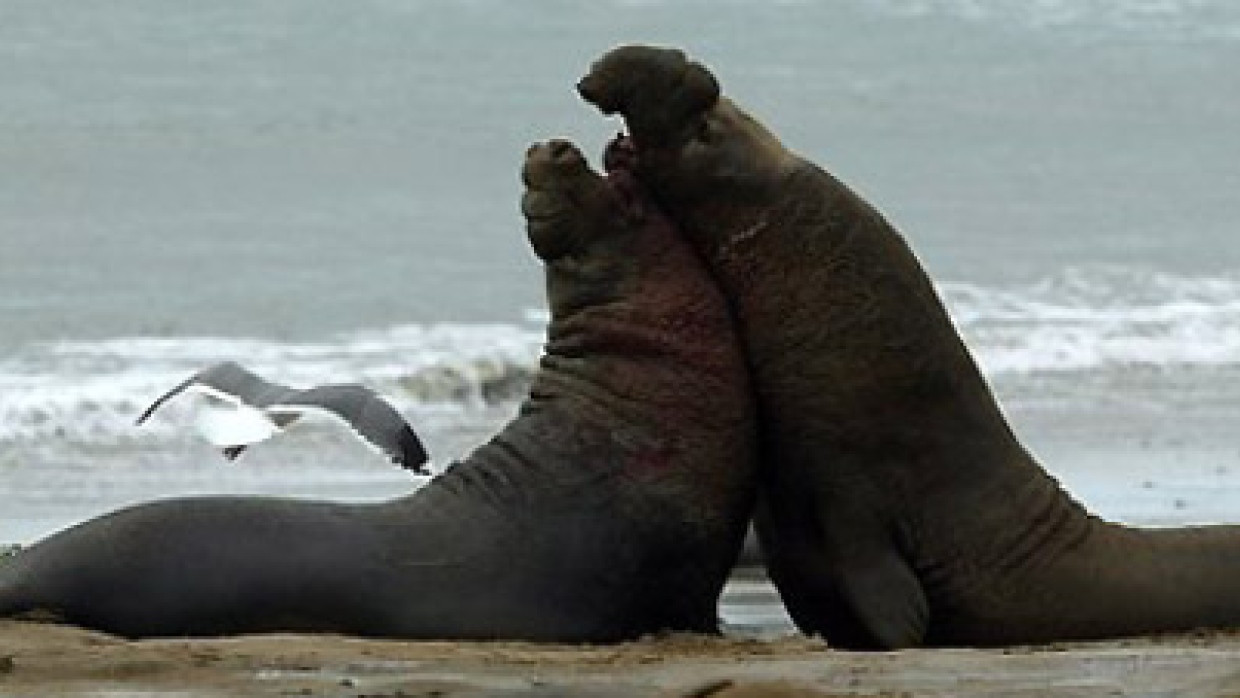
[
  {"xmin": 271, "ymin": 384, "xmax": 430, "ymax": 474},
  {"xmin": 136, "ymin": 361, "xmax": 301, "ymax": 425},
  {"xmin": 135, "ymin": 373, "xmax": 200, "ymax": 425},
  {"xmin": 195, "ymin": 361, "xmax": 301, "ymax": 409}
]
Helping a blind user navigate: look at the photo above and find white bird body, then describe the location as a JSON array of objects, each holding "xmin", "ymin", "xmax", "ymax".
[{"xmin": 191, "ymin": 399, "xmax": 279, "ymax": 448}]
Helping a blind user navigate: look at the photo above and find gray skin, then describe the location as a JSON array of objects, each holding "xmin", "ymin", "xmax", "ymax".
[
  {"xmin": 579, "ymin": 45, "xmax": 1240, "ymax": 649},
  {"xmin": 0, "ymin": 140, "xmax": 756, "ymax": 641}
]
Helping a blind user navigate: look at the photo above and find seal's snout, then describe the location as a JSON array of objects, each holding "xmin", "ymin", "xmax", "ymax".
[
  {"xmin": 522, "ymin": 139, "xmax": 589, "ymax": 190},
  {"xmin": 575, "ymin": 74, "xmax": 616, "ymax": 115},
  {"xmin": 580, "ymin": 45, "xmax": 721, "ymax": 149},
  {"xmin": 521, "ymin": 139, "xmax": 603, "ymax": 261},
  {"xmin": 547, "ymin": 139, "xmax": 584, "ymax": 168}
]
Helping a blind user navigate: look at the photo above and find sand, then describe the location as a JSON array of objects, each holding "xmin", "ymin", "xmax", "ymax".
[{"xmin": 4, "ymin": 620, "xmax": 1240, "ymax": 697}]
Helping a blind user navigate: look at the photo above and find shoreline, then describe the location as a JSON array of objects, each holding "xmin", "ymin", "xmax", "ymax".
[{"xmin": 4, "ymin": 621, "xmax": 1240, "ymax": 697}]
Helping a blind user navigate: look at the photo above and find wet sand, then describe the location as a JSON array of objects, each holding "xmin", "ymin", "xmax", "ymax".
[{"xmin": 5, "ymin": 619, "xmax": 1240, "ymax": 697}]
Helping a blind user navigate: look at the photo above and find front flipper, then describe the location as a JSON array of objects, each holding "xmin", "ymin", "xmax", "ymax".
[
  {"xmin": 758, "ymin": 499, "xmax": 928, "ymax": 650},
  {"xmin": 833, "ymin": 544, "xmax": 929, "ymax": 649}
]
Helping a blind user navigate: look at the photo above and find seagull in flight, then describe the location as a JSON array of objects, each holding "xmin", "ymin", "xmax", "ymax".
[{"xmin": 136, "ymin": 361, "xmax": 429, "ymax": 474}]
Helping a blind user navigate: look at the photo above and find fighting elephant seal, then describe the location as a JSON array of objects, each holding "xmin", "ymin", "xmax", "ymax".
[
  {"xmin": 0, "ymin": 140, "xmax": 756, "ymax": 641},
  {"xmin": 580, "ymin": 45, "xmax": 1240, "ymax": 649}
]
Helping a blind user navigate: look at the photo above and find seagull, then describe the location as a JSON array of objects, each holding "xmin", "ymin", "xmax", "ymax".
[{"xmin": 136, "ymin": 361, "xmax": 429, "ymax": 474}]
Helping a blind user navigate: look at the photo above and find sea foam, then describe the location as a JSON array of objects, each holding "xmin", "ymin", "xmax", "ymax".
[
  {"xmin": 2, "ymin": 266, "xmax": 1238, "ymax": 445},
  {"xmin": 0, "ymin": 322, "xmax": 543, "ymax": 444},
  {"xmin": 946, "ymin": 266, "xmax": 1240, "ymax": 375}
]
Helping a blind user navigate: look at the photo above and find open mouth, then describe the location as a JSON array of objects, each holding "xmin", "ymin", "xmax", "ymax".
[
  {"xmin": 601, "ymin": 134, "xmax": 646, "ymax": 218},
  {"xmin": 603, "ymin": 133, "xmax": 637, "ymax": 175}
]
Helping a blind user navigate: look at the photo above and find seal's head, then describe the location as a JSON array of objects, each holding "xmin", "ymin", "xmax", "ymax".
[
  {"xmin": 521, "ymin": 139, "xmax": 660, "ymax": 314},
  {"xmin": 579, "ymin": 45, "xmax": 797, "ymax": 206},
  {"xmin": 518, "ymin": 139, "xmax": 644, "ymax": 262},
  {"xmin": 577, "ymin": 46, "xmax": 719, "ymax": 151}
]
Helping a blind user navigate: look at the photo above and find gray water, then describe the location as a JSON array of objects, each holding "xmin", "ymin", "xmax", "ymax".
[
  {"xmin": 3, "ymin": 0, "xmax": 1240, "ymax": 563},
  {"xmin": 3, "ymin": 0, "xmax": 1238, "ymax": 342}
]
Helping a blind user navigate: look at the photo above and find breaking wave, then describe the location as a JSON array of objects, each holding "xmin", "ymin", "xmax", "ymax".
[
  {"xmin": 3, "ymin": 266, "xmax": 1239, "ymax": 444},
  {"xmin": 946, "ymin": 266, "xmax": 1240, "ymax": 375},
  {"xmin": 0, "ymin": 322, "xmax": 544, "ymax": 444}
]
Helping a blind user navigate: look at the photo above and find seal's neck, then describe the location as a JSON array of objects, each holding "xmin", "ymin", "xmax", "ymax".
[
  {"xmin": 538, "ymin": 227, "xmax": 745, "ymax": 423},
  {"xmin": 427, "ymin": 228, "xmax": 750, "ymax": 513}
]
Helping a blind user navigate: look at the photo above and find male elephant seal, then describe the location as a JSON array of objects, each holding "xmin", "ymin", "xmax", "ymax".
[
  {"xmin": 0, "ymin": 140, "xmax": 756, "ymax": 641},
  {"xmin": 580, "ymin": 45, "xmax": 1240, "ymax": 649}
]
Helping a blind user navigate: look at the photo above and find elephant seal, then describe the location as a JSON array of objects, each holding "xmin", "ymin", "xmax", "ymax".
[
  {"xmin": 580, "ymin": 45, "xmax": 1240, "ymax": 649},
  {"xmin": 0, "ymin": 139, "xmax": 756, "ymax": 641}
]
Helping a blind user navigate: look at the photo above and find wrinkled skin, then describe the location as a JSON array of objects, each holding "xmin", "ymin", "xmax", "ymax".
[
  {"xmin": 581, "ymin": 45, "xmax": 1240, "ymax": 649},
  {"xmin": 0, "ymin": 140, "xmax": 756, "ymax": 642}
]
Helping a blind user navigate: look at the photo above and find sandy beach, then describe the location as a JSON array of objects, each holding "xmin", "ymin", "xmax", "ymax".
[
  {"xmin": 5, "ymin": 617, "xmax": 1240, "ymax": 697},
  {"xmin": 4, "ymin": 565, "xmax": 1240, "ymax": 698}
]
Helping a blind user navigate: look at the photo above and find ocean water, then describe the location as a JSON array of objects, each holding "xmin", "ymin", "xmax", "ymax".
[{"xmin": 3, "ymin": 0, "xmax": 1240, "ymax": 562}]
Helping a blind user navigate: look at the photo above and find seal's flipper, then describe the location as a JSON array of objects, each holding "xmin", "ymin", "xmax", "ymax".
[
  {"xmin": 835, "ymin": 547, "xmax": 929, "ymax": 649},
  {"xmin": 759, "ymin": 505, "xmax": 929, "ymax": 650}
]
